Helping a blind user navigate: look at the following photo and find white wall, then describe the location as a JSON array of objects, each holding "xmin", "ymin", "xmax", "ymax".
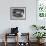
[
  {"xmin": 0, "ymin": 0, "xmax": 37, "ymax": 42},
  {"xmin": 0, "ymin": 0, "xmax": 37, "ymax": 34}
]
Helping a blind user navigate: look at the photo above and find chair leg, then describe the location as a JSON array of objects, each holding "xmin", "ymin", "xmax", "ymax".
[
  {"xmin": 4, "ymin": 33, "xmax": 7, "ymax": 46},
  {"xmin": 15, "ymin": 33, "xmax": 18, "ymax": 46},
  {"xmin": 4, "ymin": 41, "xmax": 7, "ymax": 46}
]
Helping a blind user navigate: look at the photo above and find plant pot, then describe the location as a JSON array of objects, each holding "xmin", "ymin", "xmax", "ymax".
[
  {"xmin": 37, "ymin": 39, "xmax": 40, "ymax": 43},
  {"xmin": 40, "ymin": 39, "xmax": 45, "ymax": 43},
  {"xmin": 37, "ymin": 39, "xmax": 45, "ymax": 44}
]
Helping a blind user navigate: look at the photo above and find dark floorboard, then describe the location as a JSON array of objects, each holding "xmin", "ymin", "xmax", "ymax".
[{"xmin": 0, "ymin": 42, "xmax": 46, "ymax": 46}]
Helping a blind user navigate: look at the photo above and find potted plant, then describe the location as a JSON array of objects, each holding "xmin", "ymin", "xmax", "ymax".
[
  {"xmin": 32, "ymin": 24, "xmax": 45, "ymax": 30},
  {"xmin": 33, "ymin": 32, "xmax": 46, "ymax": 43},
  {"xmin": 32, "ymin": 25, "xmax": 40, "ymax": 30}
]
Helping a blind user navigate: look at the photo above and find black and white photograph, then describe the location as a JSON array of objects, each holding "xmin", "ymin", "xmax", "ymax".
[{"xmin": 10, "ymin": 7, "xmax": 26, "ymax": 20}]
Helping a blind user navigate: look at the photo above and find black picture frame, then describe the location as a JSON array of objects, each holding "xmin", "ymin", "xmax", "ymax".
[{"xmin": 10, "ymin": 7, "xmax": 26, "ymax": 20}]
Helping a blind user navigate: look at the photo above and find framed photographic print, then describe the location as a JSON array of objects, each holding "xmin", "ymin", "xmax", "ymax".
[
  {"xmin": 10, "ymin": 7, "xmax": 26, "ymax": 20},
  {"xmin": 37, "ymin": 0, "xmax": 46, "ymax": 19},
  {"xmin": 36, "ymin": 0, "xmax": 46, "ymax": 26}
]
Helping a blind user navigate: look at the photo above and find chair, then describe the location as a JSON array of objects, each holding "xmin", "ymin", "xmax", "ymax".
[
  {"xmin": 18, "ymin": 33, "xmax": 30, "ymax": 46},
  {"xmin": 4, "ymin": 27, "xmax": 19, "ymax": 46},
  {"xmin": 4, "ymin": 33, "xmax": 18, "ymax": 46}
]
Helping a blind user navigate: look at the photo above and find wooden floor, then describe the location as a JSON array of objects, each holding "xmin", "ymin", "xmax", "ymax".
[{"xmin": 0, "ymin": 42, "xmax": 46, "ymax": 46}]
